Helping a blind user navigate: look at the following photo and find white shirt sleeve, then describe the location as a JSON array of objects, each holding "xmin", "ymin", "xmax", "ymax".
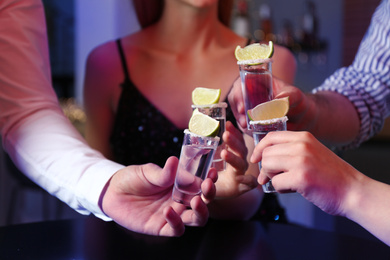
[{"xmin": 0, "ymin": 0, "xmax": 124, "ymax": 220}]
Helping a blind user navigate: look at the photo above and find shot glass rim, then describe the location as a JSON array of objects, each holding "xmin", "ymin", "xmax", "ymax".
[
  {"xmin": 184, "ymin": 129, "xmax": 220, "ymax": 142},
  {"xmin": 249, "ymin": 116, "xmax": 288, "ymax": 126},
  {"xmin": 191, "ymin": 102, "xmax": 228, "ymax": 109},
  {"xmin": 237, "ymin": 58, "xmax": 273, "ymax": 65}
]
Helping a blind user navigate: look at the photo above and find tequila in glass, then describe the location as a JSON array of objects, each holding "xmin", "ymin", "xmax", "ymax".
[
  {"xmin": 250, "ymin": 116, "xmax": 288, "ymax": 193},
  {"xmin": 172, "ymin": 129, "xmax": 220, "ymax": 206},
  {"xmin": 238, "ymin": 59, "xmax": 273, "ymax": 131}
]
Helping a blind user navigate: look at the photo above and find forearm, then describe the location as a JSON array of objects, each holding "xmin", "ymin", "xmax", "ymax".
[
  {"xmin": 308, "ymin": 91, "xmax": 360, "ymax": 147},
  {"xmin": 0, "ymin": 0, "xmax": 124, "ymax": 219},
  {"xmin": 345, "ymin": 174, "xmax": 390, "ymax": 246},
  {"xmin": 4, "ymin": 109, "xmax": 123, "ymax": 219}
]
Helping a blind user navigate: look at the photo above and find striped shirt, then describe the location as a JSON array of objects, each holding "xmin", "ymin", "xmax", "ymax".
[{"xmin": 313, "ymin": 0, "xmax": 390, "ymax": 149}]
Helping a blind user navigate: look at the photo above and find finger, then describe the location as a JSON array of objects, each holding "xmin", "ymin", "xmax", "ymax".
[
  {"xmin": 273, "ymin": 77, "xmax": 291, "ymax": 97},
  {"xmin": 181, "ymin": 196, "xmax": 209, "ymax": 227},
  {"xmin": 207, "ymin": 168, "xmax": 218, "ymax": 183},
  {"xmin": 258, "ymin": 168, "xmax": 270, "ymax": 185},
  {"xmin": 163, "ymin": 206, "xmax": 185, "ymax": 237},
  {"xmin": 163, "ymin": 156, "xmax": 179, "ymax": 176},
  {"xmin": 223, "ymin": 121, "xmax": 248, "ymax": 157},
  {"xmin": 200, "ymin": 178, "xmax": 216, "ymax": 204},
  {"xmin": 228, "ymin": 78, "xmax": 247, "ymax": 129},
  {"xmin": 151, "ymin": 156, "xmax": 179, "ymax": 188},
  {"xmin": 235, "ymin": 174, "xmax": 258, "ymax": 192},
  {"xmin": 270, "ymin": 172, "xmax": 297, "ymax": 193},
  {"xmin": 258, "ymin": 151, "xmax": 291, "ymax": 185},
  {"xmin": 221, "ymin": 149, "xmax": 248, "ymax": 173},
  {"xmin": 250, "ymin": 131, "xmax": 297, "ymax": 163}
]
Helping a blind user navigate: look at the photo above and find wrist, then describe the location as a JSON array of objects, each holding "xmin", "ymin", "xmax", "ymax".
[
  {"xmin": 341, "ymin": 169, "xmax": 368, "ymax": 220},
  {"xmin": 98, "ymin": 177, "xmax": 113, "ymax": 217}
]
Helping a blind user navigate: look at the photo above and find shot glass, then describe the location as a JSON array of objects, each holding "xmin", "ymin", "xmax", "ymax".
[
  {"xmin": 250, "ymin": 116, "xmax": 288, "ymax": 193},
  {"xmin": 191, "ymin": 102, "xmax": 227, "ymax": 171},
  {"xmin": 172, "ymin": 129, "xmax": 220, "ymax": 206},
  {"xmin": 238, "ymin": 59, "xmax": 273, "ymax": 131}
]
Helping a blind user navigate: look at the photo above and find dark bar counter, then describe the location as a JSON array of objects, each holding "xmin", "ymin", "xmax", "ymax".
[{"xmin": 0, "ymin": 216, "xmax": 389, "ymax": 260}]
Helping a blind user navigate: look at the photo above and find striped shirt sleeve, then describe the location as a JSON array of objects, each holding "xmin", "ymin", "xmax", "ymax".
[{"xmin": 313, "ymin": 0, "xmax": 390, "ymax": 149}]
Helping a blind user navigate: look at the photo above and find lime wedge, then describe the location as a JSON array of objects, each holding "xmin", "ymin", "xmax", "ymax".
[
  {"xmin": 188, "ymin": 109, "xmax": 220, "ymax": 137},
  {"xmin": 247, "ymin": 97, "xmax": 289, "ymax": 121},
  {"xmin": 192, "ymin": 87, "xmax": 221, "ymax": 105},
  {"xmin": 235, "ymin": 41, "xmax": 274, "ymax": 63}
]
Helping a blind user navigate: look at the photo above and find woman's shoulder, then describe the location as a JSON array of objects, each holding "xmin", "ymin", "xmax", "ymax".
[
  {"xmin": 84, "ymin": 39, "xmax": 126, "ymax": 94},
  {"xmin": 273, "ymin": 44, "xmax": 295, "ymax": 62},
  {"xmin": 86, "ymin": 40, "xmax": 121, "ymax": 72},
  {"xmin": 272, "ymin": 44, "xmax": 297, "ymax": 84},
  {"xmin": 86, "ymin": 29, "xmax": 144, "ymax": 66}
]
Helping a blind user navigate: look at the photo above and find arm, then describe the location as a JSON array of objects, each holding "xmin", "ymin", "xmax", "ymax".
[
  {"xmin": 83, "ymin": 41, "xmax": 120, "ymax": 159},
  {"xmin": 273, "ymin": 79, "xmax": 361, "ymax": 147},
  {"xmin": 0, "ymin": 0, "xmax": 120, "ymax": 219},
  {"xmin": 311, "ymin": 0, "xmax": 390, "ymax": 148},
  {"xmin": 0, "ymin": 0, "xmax": 216, "ymax": 236},
  {"xmin": 251, "ymin": 131, "xmax": 390, "ymax": 246},
  {"xmin": 286, "ymin": 0, "xmax": 390, "ymax": 148},
  {"xmin": 231, "ymin": 1, "xmax": 390, "ymax": 148}
]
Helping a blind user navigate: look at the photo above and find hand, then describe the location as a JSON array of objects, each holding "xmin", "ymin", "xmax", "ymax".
[
  {"xmin": 273, "ymin": 78, "xmax": 360, "ymax": 146},
  {"xmin": 250, "ymin": 131, "xmax": 360, "ymax": 216},
  {"xmin": 228, "ymin": 76, "xmax": 317, "ymax": 133},
  {"xmin": 272, "ymin": 77, "xmax": 317, "ymax": 132},
  {"xmin": 228, "ymin": 77, "xmax": 248, "ymax": 132},
  {"xmin": 216, "ymin": 121, "xmax": 257, "ymax": 199},
  {"xmin": 99, "ymin": 156, "xmax": 217, "ymax": 237}
]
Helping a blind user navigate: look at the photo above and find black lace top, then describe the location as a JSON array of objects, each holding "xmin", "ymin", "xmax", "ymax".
[{"xmin": 109, "ymin": 39, "xmax": 238, "ymax": 167}]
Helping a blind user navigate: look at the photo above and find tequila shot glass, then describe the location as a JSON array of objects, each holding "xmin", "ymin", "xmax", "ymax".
[
  {"xmin": 250, "ymin": 116, "xmax": 288, "ymax": 193},
  {"xmin": 191, "ymin": 102, "xmax": 227, "ymax": 171},
  {"xmin": 238, "ymin": 59, "xmax": 273, "ymax": 131},
  {"xmin": 172, "ymin": 129, "xmax": 220, "ymax": 206}
]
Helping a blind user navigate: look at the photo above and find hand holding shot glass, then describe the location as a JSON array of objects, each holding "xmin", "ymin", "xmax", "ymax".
[
  {"xmin": 235, "ymin": 41, "xmax": 289, "ymax": 193},
  {"xmin": 172, "ymin": 109, "xmax": 220, "ymax": 206},
  {"xmin": 250, "ymin": 115, "xmax": 288, "ymax": 192}
]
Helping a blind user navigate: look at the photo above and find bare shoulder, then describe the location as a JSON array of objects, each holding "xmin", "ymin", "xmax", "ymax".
[
  {"xmin": 86, "ymin": 40, "xmax": 121, "ymax": 76},
  {"xmin": 273, "ymin": 44, "xmax": 296, "ymax": 65},
  {"xmin": 272, "ymin": 44, "xmax": 297, "ymax": 84},
  {"xmin": 84, "ymin": 39, "xmax": 124, "ymax": 108}
]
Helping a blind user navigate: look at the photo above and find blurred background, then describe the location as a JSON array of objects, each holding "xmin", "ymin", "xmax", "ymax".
[{"xmin": 0, "ymin": 0, "xmax": 388, "ymax": 242}]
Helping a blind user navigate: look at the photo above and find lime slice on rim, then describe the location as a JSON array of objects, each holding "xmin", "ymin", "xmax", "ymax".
[
  {"xmin": 247, "ymin": 97, "xmax": 289, "ymax": 122},
  {"xmin": 188, "ymin": 109, "xmax": 220, "ymax": 137},
  {"xmin": 192, "ymin": 87, "xmax": 221, "ymax": 105},
  {"xmin": 235, "ymin": 41, "xmax": 274, "ymax": 63}
]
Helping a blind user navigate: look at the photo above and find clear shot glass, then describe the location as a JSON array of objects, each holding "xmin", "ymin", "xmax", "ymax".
[
  {"xmin": 238, "ymin": 59, "xmax": 273, "ymax": 131},
  {"xmin": 191, "ymin": 102, "xmax": 227, "ymax": 171},
  {"xmin": 250, "ymin": 116, "xmax": 288, "ymax": 193},
  {"xmin": 172, "ymin": 129, "xmax": 220, "ymax": 206}
]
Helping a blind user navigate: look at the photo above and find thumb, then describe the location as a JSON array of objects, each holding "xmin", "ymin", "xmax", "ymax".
[{"xmin": 159, "ymin": 156, "xmax": 179, "ymax": 187}]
